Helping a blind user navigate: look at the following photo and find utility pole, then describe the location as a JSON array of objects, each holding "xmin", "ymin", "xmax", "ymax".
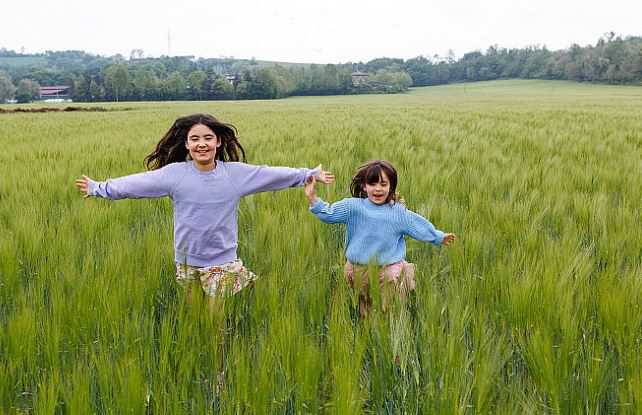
[{"xmin": 167, "ymin": 29, "xmax": 172, "ymax": 57}]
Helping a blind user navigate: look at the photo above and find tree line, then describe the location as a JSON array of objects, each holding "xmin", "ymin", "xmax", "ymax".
[
  {"xmin": 401, "ymin": 33, "xmax": 642, "ymax": 86},
  {"xmin": 0, "ymin": 52, "xmax": 411, "ymax": 103},
  {"xmin": 0, "ymin": 32, "xmax": 640, "ymax": 103}
]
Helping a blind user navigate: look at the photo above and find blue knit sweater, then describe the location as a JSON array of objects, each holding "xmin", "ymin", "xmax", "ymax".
[{"xmin": 309, "ymin": 197, "xmax": 445, "ymax": 265}]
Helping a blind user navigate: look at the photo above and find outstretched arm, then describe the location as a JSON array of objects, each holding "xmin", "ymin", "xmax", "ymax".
[
  {"xmin": 403, "ymin": 209, "xmax": 455, "ymax": 246},
  {"xmin": 74, "ymin": 167, "xmax": 175, "ymax": 200},
  {"xmin": 232, "ymin": 163, "xmax": 334, "ymax": 197},
  {"xmin": 308, "ymin": 194, "xmax": 351, "ymax": 224}
]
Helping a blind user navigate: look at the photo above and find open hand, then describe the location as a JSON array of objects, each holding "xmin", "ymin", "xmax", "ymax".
[
  {"xmin": 442, "ymin": 233, "xmax": 456, "ymax": 246},
  {"xmin": 314, "ymin": 164, "xmax": 335, "ymax": 184},
  {"xmin": 74, "ymin": 175, "xmax": 91, "ymax": 198}
]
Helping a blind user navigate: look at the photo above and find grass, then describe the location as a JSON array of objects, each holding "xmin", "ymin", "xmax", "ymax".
[{"xmin": 0, "ymin": 80, "xmax": 641, "ymax": 413}]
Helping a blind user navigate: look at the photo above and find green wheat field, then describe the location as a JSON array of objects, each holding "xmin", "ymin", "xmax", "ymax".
[{"xmin": 1, "ymin": 80, "xmax": 641, "ymax": 414}]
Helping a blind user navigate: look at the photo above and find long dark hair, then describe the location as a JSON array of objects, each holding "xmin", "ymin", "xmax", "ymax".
[
  {"xmin": 144, "ymin": 113, "xmax": 246, "ymax": 170},
  {"xmin": 350, "ymin": 160, "xmax": 399, "ymax": 204}
]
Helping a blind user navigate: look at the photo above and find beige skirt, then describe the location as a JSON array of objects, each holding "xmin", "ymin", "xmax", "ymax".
[{"xmin": 175, "ymin": 259, "xmax": 257, "ymax": 297}]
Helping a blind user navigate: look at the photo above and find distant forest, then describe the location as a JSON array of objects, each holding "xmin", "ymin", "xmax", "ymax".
[{"xmin": 0, "ymin": 32, "xmax": 640, "ymax": 103}]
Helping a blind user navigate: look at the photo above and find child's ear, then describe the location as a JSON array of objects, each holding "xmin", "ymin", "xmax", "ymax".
[{"xmin": 216, "ymin": 137, "xmax": 222, "ymax": 148}]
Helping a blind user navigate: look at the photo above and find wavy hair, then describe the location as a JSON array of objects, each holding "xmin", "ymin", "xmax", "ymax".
[{"xmin": 144, "ymin": 113, "xmax": 246, "ymax": 170}]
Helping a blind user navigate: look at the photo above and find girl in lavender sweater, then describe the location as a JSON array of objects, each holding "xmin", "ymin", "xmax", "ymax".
[
  {"xmin": 75, "ymin": 113, "xmax": 334, "ymax": 297},
  {"xmin": 305, "ymin": 160, "xmax": 455, "ymax": 317}
]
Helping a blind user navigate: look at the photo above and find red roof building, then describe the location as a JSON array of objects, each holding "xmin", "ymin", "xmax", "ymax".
[{"xmin": 39, "ymin": 86, "xmax": 71, "ymax": 99}]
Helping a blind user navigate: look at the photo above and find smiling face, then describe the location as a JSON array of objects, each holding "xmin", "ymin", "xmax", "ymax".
[
  {"xmin": 350, "ymin": 160, "xmax": 398, "ymax": 204},
  {"xmin": 185, "ymin": 123, "xmax": 221, "ymax": 170},
  {"xmin": 364, "ymin": 170, "xmax": 391, "ymax": 205}
]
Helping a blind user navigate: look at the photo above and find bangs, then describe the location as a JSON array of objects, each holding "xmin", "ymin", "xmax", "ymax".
[
  {"xmin": 364, "ymin": 165, "xmax": 388, "ymax": 184},
  {"xmin": 178, "ymin": 115, "xmax": 238, "ymax": 141},
  {"xmin": 363, "ymin": 162, "xmax": 395, "ymax": 185}
]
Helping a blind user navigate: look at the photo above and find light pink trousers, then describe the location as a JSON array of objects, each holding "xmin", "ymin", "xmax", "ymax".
[{"xmin": 344, "ymin": 260, "xmax": 416, "ymax": 292}]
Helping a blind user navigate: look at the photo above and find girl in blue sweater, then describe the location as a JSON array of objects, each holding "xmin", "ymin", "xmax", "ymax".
[
  {"xmin": 75, "ymin": 113, "xmax": 334, "ymax": 298},
  {"xmin": 305, "ymin": 160, "xmax": 455, "ymax": 316}
]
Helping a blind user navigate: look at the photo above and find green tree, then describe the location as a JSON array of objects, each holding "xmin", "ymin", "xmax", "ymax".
[
  {"xmin": 210, "ymin": 77, "xmax": 234, "ymax": 100},
  {"xmin": 15, "ymin": 79, "xmax": 41, "ymax": 103},
  {"xmin": 321, "ymin": 64, "xmax": 340, "ymax": 91},
  {"xmin": 187, "ymin": 70, "xmax": 207, "ymax": 100},
  {"xmin": 266, "ymin": 65, "xmax": 296, "ymax": 98},
  {"xmin": 404, "ymin": 56, "xmax": 434, "ymax": 86},
  {"xmin": 370, "ymin": 70, "xmax": 413, "ymax": 92},
  {"xmin": 132, "ymin": 67, "xmax": 157, "ymax": 100},
  {"xmin": 89, "ymin": 79, "xmax": 105, "ymax": 101},
  {"xmin": 0, "ymin": 72, "xmax": 16, "ymax": 103},
  {"xmin": 103, "ymin": 64, "xmax": 130, "ymax": 101},
  {"xmin": 164, "ymin": 71, "xmax": 187, "ymax": 100},
  {"xmin": 72, "ymin": 75, "xmax": 89, "ymax": 102},
  {"xmin": 235, "ymin": 80, "xmax": 251, "ymax": 100}
]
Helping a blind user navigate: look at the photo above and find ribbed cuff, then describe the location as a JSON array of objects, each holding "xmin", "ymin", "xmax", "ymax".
[
  {"xmin": 309, "ymin": 198, "xmax": 325, "ymax": 213},
  {"xmin": 435, "ymin": 230, "xmax": 445, "ymax": 245},
  {"xmin": 87, "ymin": 178, "xmax": 98, "ymax": 196}
]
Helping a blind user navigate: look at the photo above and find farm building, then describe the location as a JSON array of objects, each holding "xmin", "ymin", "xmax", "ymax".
[
  {"xmin": 225, "ymin": 74, "xmax": 240, "ymax": 86},
  {"xmin": 39, "ymin": 86, "xmax": 71, "ymax": 100},
  {"xmin": 351, "ymin": 71, "xmax": 369, "ymax": 86}
]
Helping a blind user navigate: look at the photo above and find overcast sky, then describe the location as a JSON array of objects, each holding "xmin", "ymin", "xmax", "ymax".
[{"xmin": 2, "ymin": 0, "xmax": 640, "ymax": 63}]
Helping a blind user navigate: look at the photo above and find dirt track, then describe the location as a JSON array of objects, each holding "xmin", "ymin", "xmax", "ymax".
[{"xmin": 0, "ymin": 106, "xmax": 130, "ymax": 114}]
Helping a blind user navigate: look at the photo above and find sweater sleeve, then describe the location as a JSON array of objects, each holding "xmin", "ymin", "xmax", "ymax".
[
  {"xmin": 309, "ymin": 198, "xmax": 351, "ymax": 224},
  {"xmin": 229, "ymin": 163, "xmax": 319, "ymax": 197},
  {"xmin": 402, "ymin": 209, "xmax": 445, "ymax": 246},
  {"xmin": 88, "ymin": 166, "xmax": 175, "ymax": 200}
]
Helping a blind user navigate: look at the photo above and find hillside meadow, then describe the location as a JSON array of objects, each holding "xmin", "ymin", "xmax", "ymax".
[{"xmin": 0, "ymin": 80, "xmax": 641, "ymax": 413}]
